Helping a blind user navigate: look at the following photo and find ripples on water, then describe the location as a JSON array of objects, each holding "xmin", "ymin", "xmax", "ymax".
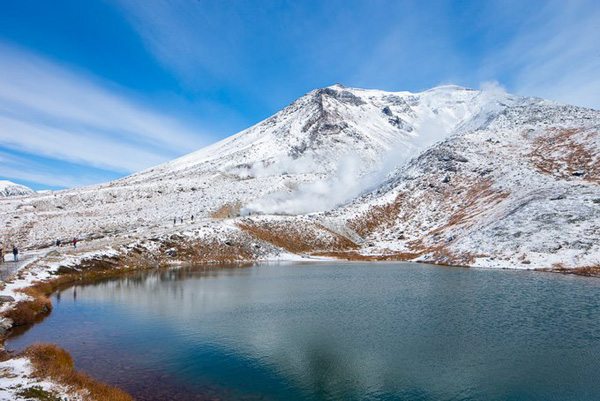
[{"xmin": 8, "ymin": 263, "xmax": 600, "ymax": 400}]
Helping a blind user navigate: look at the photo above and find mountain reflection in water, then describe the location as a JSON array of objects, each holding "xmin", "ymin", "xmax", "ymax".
[{"xmin": 8, "ymin": 263, "xmax": 600, "ymax": 400}]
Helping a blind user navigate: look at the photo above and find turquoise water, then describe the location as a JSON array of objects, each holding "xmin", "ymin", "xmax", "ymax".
[{"xmin": 8, "ymin": 263, "xmax": 600, "ymax": 400}]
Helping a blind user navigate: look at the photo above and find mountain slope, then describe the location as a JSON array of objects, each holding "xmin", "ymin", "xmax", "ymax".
[
  {"xmin": 330, "ymin": 101, "xmax": 600, "ymax": 269},
  {"xmin": 1, "ymin": 84, "xmax": 514, "ymax": 246},
  {"xmin": 0, "ymin": 180, "xmax": 34, "ymax": 197},
  {"xmin": 1, "ymin": 84, "xmax": 598, "ymax": 271}
]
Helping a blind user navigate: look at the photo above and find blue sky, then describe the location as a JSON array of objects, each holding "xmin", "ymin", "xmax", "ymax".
[{"xmin": 0, "ymin": 0, "xmax": 598, "ymax": 190}]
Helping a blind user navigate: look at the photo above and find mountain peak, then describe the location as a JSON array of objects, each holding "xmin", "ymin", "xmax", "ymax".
[{"xmin": 0, "ymin": 180, "xmax": 35, "ymax": 197}]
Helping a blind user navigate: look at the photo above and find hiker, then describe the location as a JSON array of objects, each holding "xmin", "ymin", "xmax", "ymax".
[
  {"xmin": 191, "ymin": 215, "xmax": 194, "ymax": 222},
  {"xmin": 73, "ymin": 238, "xmax": 78, "ymax": 248},
  {"xmin": 180, "ymin": 217, "xmax": 183, "ymax": 224},
  {"xmin": 0, "ymin": 246, "xmax": 3, "ymax": 264},
  {"xmin": 12, "ymin": 246, "xmax": 18, "ymax": 262},
  {"xmin": 174, "ymin": 217, "xmax": 176, "ymax": 225},
  {"xmin": 56, "ymin": 239, "xmax": 61, "ymax": 247}
]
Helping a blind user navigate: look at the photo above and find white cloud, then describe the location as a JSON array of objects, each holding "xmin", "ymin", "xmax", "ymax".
[
  {"xmin": 0, "ymin": 43, "xmax": 210, "ymax": 178},
  {"xmin": 481, "ymin": 0, "xmax": 600, "ymax": 110},
  {"xmin": 0, "ymin": 151, "xmax": 113, "ymax": 188},
  {"xmin": 114, "ymin": 0, "xmax": 240, "ymax": 87}
]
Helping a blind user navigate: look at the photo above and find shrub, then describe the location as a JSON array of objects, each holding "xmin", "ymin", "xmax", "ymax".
[{"xmin": 24, "ymin": 343, "xmax": 133, "ymax": 401}]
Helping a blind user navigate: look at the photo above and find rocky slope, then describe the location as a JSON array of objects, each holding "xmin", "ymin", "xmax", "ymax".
[
  {"xmin": 0, "ymin": 85, "xmax": 598, "ymax": 270},
  {"xmin": 0, "ymin": 180, "xmax": 34, "ymax": 198},
  {"xmin": 331, "ymin": 103, "xmax": 600, "ymax": 269}
]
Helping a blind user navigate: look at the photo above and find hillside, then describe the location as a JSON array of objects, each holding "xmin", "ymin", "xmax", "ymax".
[
  {"xmin": 0, "ymin": 180, "xmax": 34, "ymax": 198},
  {"xmin": 0, "ymin": 84, "xmax": 598, "ymax": 271}
]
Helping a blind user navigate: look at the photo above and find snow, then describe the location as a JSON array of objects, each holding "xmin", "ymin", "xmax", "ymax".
[
  {"xmin": 0, "ymin": 84, "xmax": 597, "ymax": 271},
  {"xmin": 0, "ymin": 180, "xmax": 34, "ymax": 198},
  {"xmin": 0, "ymin": 357, "xmax": 77, "ymax": 401}
]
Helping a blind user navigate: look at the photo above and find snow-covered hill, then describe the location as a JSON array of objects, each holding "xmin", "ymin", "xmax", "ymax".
[
  {"xmin": 0, "ymin": 180, "xmax": 34, "ymax": 197},
  {"xmin": 331, "ymin": 103, "xmax": 600, "ymax": 269},
  {"xmin": 0, "ymin": 84, "xmax": 598, "ymax": 271}
]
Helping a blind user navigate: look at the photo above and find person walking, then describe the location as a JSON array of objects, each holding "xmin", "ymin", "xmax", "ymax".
[
  {"xmin": 174, "ymin": 217, "xmax": 176, "ymax": 225},
  {"xmin": 191, "ymin": 215, "xmax": 194, "ymax": 222},
  {"xmin": 12, "ymin": 246, "xmax": 18, "ymax": 262},
  {"xmin": 73, "ymin": 238, "xmax": 78, "ymax": 248},
  {"xmin": 0, "ymin": 246, "xmax": 3, "ymax": 264},
  {"xmin": 56, "ymin": 239, "xmax": 61, "ymax": 247}
]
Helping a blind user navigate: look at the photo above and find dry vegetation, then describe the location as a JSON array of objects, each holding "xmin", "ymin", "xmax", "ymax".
[
  {"xmin": 24, "ymin": 343, "xmax": 132, "ymax": 401},
  {"xmin": 312, "ymin": 250, "xmax": 421, "ymax": 261},
  {"xmin": 238, "ymin": 219, "xmax": 358, "ymax": 254},
  {"xmin": 2, "ymin": 254, "xmax": 163, "ymax": 329},
  {"xmin": 529, "ymin": 128, "xmax": 599, "ymax": 183},
  {"xmin": 210, "ymin": 202, "xmax": 243, "ymax": 218},
  {"xmin": 161, "ymin": 233, "xmax": 258, "ymax": 264},
  {"xmin": 539, "ymin": 264, "xmax": 600, "ymax": 277},
  {"xmin": 348, "ymin": 194, "xmax": 405, "ymax": 237}
]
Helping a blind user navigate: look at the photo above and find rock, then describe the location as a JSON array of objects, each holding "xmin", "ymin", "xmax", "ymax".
[
  {"xmin": 0, "ymin": 295, "xmax": 15, "ymax": 303},
  {"xmin": 165, "ymin": 248, "xmax": 177, "ymax": 257},
  {"xmin": 0, "ymin": 318, "xmax": 13, "ymax": 336},
  {"xmin": 46, "ymin": 250, "xmax": 60, "ymax": 257},
  {"xmin": 224, "ymin": 240, "xmax": 233, "ymax": 246},
  {"xmin": 521, "ymin": 260, "xmax": 531, "ymax": 265},
  {"xmin": 57, "ymin": 266, "xmax": 76, "ymax": 274}
]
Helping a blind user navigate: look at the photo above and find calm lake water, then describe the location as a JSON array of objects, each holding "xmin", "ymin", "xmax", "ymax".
[{"xmin": 8, "ymin": 262, "xmax": 600, "ymax": 400}]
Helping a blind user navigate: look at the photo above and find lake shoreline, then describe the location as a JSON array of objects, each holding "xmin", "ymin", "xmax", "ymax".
[{"xmin": 0, "ymin": 243, "xmax": 598, "ymax": 400}]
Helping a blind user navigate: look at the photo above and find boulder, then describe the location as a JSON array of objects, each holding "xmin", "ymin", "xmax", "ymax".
[{"xmin": 0, "ymin": 295, "xmax": 15, "ymax": 303}]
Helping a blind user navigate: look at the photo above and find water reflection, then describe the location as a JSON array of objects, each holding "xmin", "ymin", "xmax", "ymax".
[{"xmin": 8, "ymin": 263, "xmax": 600, "ymax": 400}]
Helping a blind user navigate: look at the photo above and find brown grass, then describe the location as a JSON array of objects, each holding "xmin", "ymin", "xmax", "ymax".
[
  {"xmin": 348, "ymin": 194, "xmax": 405, "ymax": 237},
  {"xmin": 528, "ymin": 128, "xmax": 599, "ymax": 183},
  {"xmin": 539, "ymin": 264, "xmax": 600, "ymax": 277},
  {"xmin": 211, "ymin": 202, "xmax": 243, "ymax": 218},
  {"xmin": 24, "ymin": 343, "xmax": 132, "ymax": 401},
  {"xmin": 238, "ymin": 220, "xmax": 358, "ymax": 254},
  {"xmin": 163, "ymin": 234, "xmax": 257, "ymax": 264},
  {"xmin": 312, "ymin": 250, "xmax": 421, "ymax": 261},
  {"xmin": 3, "ymin": 253, "xmax": 163, "ymax": 328},
  {"xmin": 4, "ymin": 297, "xmax": 52, "ymax": 326}
]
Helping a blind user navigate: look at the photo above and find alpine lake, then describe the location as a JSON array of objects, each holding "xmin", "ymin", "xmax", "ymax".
[{"xmin": 8, "ymin": 262, "xmax": 600, "ymax": 400}]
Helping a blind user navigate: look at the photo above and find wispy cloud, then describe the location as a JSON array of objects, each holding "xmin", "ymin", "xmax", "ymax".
[
  {"xmin": 0, "ymin": 150, "xmax": 117, "ymax": 189},
  {"xmin": 0, "ymin": 43, "xmax": 210, "ymax": 186},
  {"xmin": 479, "ymin": 0, "xmax": 600, "ymax": 110},
  {"xmin": 114, "ymin": 0, "xmax": 242, "ymax": 88}
]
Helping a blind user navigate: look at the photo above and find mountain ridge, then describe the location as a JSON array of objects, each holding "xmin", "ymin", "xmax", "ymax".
[{"xmin": 1, "ymin": 84, "xmax": 598, "ymax": 271}]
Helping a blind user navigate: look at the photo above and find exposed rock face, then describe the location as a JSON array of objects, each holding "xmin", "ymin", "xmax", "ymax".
[
  {"xmin": 1, "ymin": 85, "xmax": 598, "ymax": 270},
  {"xmin": 333, "ymin": 100, "xmax": 600, "ymax": 269}
]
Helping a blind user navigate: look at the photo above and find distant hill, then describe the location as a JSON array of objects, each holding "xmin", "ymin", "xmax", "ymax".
[{"xmin": 0, "ymin": 180, "xmax": 34, "ymax": 197}]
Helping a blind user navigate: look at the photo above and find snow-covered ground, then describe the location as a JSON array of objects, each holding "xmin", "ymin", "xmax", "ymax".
[
  {"xmin": 0, "ymin": 181, "xmax": 33, "ymax": 198},
  {"xmin": 0, "ymin": 84, "xmax": 598, "ymax": 271},
  {"xmin": 0, "ymin": 357, "xmax": 77, "ymax": 401},
  {"xmin": 0, "ymin": 83, "xmax": 598, "ymax": 398}
]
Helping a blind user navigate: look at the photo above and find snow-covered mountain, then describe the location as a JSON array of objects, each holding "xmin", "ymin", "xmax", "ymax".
[
  {"xmin": 0, "ymin": 180, "xmax": 34, "ymax": 197},
  {"xmin": 0, "ymin": 84, "xmax": 598, "ymax": 270}
]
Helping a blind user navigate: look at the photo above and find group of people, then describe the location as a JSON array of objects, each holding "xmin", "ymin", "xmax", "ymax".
[
  {"xmin": 173, "ymin": 215, "xmax": 194, "ymax": 225},
  {"xmin": 0, "ymin": 237, "xmax": 80, "ymax": 265},
  {"xmin": 0, "ymin": 245, "xmax": 19, "ymax": 263},
  {"xmin": 55, "ymin": 238, "xmax": 78, "ymax": 248}
]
